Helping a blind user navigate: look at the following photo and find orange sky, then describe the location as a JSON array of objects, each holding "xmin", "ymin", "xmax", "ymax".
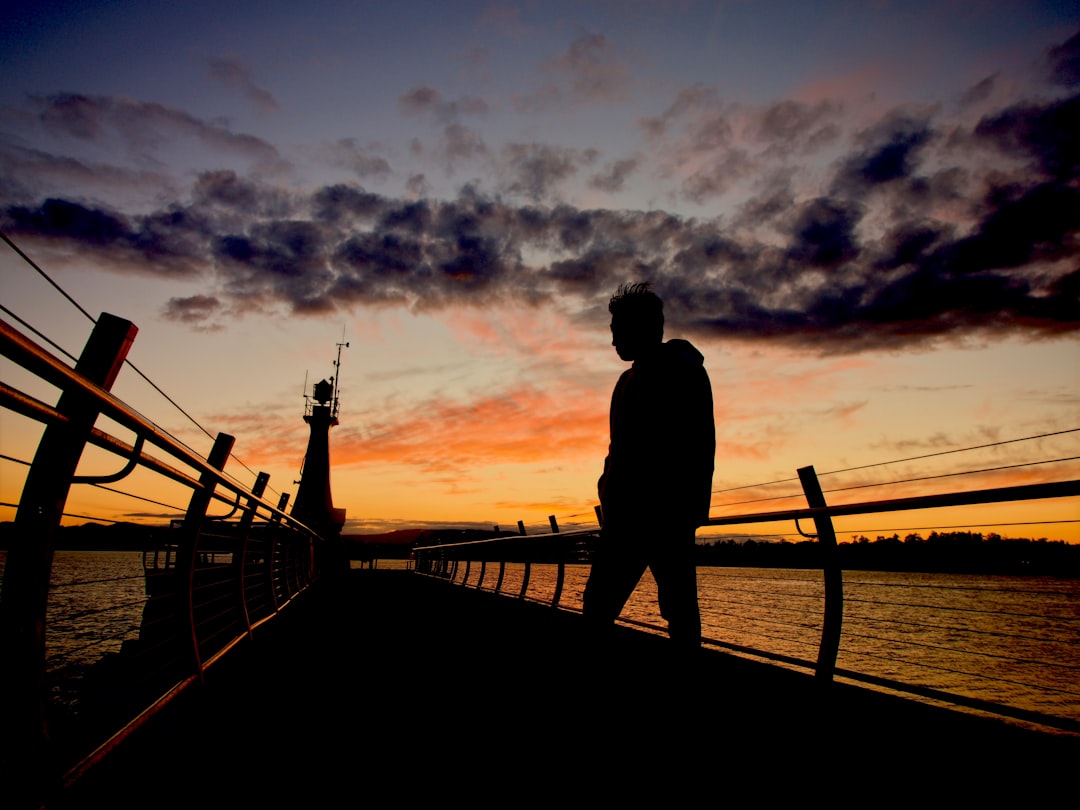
[{"xmin": 1, "ymin": 3, "xmax": 1077, "ymax": 543}]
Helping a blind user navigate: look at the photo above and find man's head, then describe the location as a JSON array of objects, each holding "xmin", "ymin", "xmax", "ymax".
[{"xmin": 608, "ymin": 282, "xmax": 664, "ymax": 361}]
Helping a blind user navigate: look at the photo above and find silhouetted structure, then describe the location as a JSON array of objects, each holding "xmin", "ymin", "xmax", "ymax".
[
  {"xmin": 293, "ymin": 359, "xmax": 347, "ymax": 571},
  {"xmin": 584, "ymin": 282, "xmax": 715, "ymax": 647}
]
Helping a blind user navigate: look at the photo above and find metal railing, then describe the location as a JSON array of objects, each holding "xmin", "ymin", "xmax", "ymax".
[
  {"xmin": 413, "ymin": 471, "xmax": 1080, "ymax": 734},
  {"xmin": 0, "ymin": 314, "xmax": 328, "ymax": 802}
]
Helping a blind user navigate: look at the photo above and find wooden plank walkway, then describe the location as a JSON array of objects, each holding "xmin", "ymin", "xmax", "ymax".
[{"xmin": 59, "ymin": 568, "xmax": 1080, "ymax": 807}]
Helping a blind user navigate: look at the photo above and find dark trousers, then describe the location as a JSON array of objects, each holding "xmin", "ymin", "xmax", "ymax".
[{"xmin": 582, "ymin": 525, "xmax": 701, "ymax": 647}]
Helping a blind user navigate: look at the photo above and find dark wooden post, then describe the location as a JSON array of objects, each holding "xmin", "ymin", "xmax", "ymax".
[
  {"xmin": 798, "ymin": 465, "xmax": 844, "ymax": 683},
  {"xmin": 267, "ymin": 492, "xmax": 290, "ymax": 613},
  {"xmin": 235, "ymin": 471, "xmax": 270, "ymax": 637},
  {"xmin": 0, "ymin": 314, "xmax": 137, "ymax": 785},
  {"xmin": 548, "ymin": 515, "xmax": 559, "ymax": 533},
  {"xmin": 177, "ymin": 432, "xmax": 235, "ymax": 681}
]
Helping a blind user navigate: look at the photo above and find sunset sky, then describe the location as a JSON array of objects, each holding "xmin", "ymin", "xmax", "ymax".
[{"xmin": 1, "ymin": 1, "xmax": 1077, "ymax": 542}]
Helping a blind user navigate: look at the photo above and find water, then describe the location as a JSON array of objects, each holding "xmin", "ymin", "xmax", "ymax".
[
  {"xmin": 457, "ymin": 561, "xmax": 1080, "ymax": 726},
  {"xmin": 4, "ymin": 552, "xmax": 1079, "ymax": 727},
  {"xmin": 0, "ymin": 550, "xmax": 147, "ymax": 708}
]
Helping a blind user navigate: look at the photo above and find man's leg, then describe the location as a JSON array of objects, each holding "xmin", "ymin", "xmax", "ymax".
[
  {"xmin": 582, "ymin": 529, "xmax": 647, "ymax": 632},
  {"xmin": 650, "ymin": 528, "xmax": 701, "ymax": 649}
]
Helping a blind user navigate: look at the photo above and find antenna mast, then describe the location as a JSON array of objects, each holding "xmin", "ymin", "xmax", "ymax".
[{"xmin": 332, "ymin": 333, "xmax": 349, "ymax": 421}]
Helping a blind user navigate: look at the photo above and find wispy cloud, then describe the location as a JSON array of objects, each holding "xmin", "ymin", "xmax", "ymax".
[
  {"xmin": 206, "ymin": 55, "xmax": 281, "ymax": 114},
  {"xmin": 32, "ymin": 93, "xmax": 280, "ymax": 161}
]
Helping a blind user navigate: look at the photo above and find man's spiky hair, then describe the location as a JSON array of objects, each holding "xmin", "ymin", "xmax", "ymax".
[{"xmin": 609, "ymin": 282, "xmax": 664, "ymax": 332}]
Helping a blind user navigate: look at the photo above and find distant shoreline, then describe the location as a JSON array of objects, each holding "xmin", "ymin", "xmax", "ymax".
[{"xmin": 2, "ymin": 523, "xmax": 1077, "ymax": 578}]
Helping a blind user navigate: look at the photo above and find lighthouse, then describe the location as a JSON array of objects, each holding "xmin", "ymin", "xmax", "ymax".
[{"xmin": 292, "ymin": 344, "xmax": 348, "ymax": 552}]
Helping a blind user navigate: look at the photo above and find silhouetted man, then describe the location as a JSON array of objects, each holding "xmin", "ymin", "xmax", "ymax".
[{"xmin": 583, "ymin": 282, "xmax": 715, "ymax": 648}]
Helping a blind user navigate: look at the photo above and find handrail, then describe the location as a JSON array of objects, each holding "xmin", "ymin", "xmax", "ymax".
[
  {"xmin": 414, "ymin": 469, "xmax": 1080, "ymax": 733},
  {"xmin": 0, "ymin": 319, "xmax": 312, "ymax": 530},
  {"xmin": 0, "ymin": 314, "xmax": 330, "ymax": 803},
  {"xmin": 704, "ymin": 479, "xmax": 1080, "ymax": 525}
]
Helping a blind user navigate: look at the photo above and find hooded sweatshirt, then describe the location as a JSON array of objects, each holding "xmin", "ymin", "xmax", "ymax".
[{"xmin": 598, "ymin": 338, "xmax": 715, "ymax": 531}]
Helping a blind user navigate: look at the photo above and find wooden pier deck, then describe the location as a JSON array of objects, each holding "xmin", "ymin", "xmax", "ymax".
[{"xmin": 59, "ymin": 568, "xmax": 1079, "ymax": 807}]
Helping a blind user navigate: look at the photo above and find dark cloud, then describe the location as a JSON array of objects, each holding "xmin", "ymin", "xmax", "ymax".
[
  {"xmin": 640, "ymin": 90, "xmax": 842, "ymax": 204},
  {"xmin": 681, "ymin": 149, "xmax": 751, "ymax": 204},
  {"xmin": 163, "ymin": 294, "xmax": 222, "ymax": 326},
  {"xmin": 754, "ymin": 99, "xmax": 843, "ymax": 154},
  {"xmin": 513, "ymin": 32, "xmax": 631, "ymax": 113},
  {"xmin": 32, "ymin": 93, "xmax": 280, "ymax": 161},
  {"xmin": 323, "ymin": 138, "xmax": 392, "ymax": 182},
  {"xmin": 831, "ymin": 114, "xmax": 933, "ymax": 195},
  {"xmin": 206, "ymin": 55, "xmax": 280, "ymax": 113},
  {"xmin": 3, "ymin": 197, "xmax": 207, "ymax": 274},
  {"xmin": 545, "ymin": 32, "xmax": 630, "ymax": 101},
  {"xmin": 311, "ymin": 183, "xmax": 382, "ymax": 223},
  {"xmin": 194, "ymin": 170, "xmax": 260, "ymax": 210},
  {"xmin": 399, "ymin": 86, "xmax": 442, "ymax": 115},
  {"xmin": 956, "ymin": 74, "xmax": 997, "ymax": 109},
  {"xmin": 639, "ymin": 85, "xmax": 728, "ymax": 146},
  {"xmin": 5, "ymin": 68, "xmax": 1078, "ymax": 351},
  {"xmin": 502, "ymin": 143, "xmax": 596, "ymax": 202},
  {"xmin": 588, "ymin": 157, "xmax": 639, "ymax": 193},
  {"xmin": 405, "ymin": 173, "xmax": 431, "ymax": 198},
  {"xmin": 398, "ymin": 86, "xmax": 489, "ymax": 122},
  {"xmin": 438, "ymin": 123, "xmax": 489, "ymax": 166},
  {"xmin": 6, "ymin": 161, "xmax": 1077, "ymax": 348},
  {"xmin": 975, "ymin": 93, "xmax": 1080, "ymax": 180},
  {"xmin": 1045, "ymin": 30, "xmax": 1080, "ymax": 88}
]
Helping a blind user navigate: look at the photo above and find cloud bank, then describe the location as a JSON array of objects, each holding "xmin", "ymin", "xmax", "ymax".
[{"xmin": 2, "ymin": 33, "xmax": 1078, "ymax": 354}]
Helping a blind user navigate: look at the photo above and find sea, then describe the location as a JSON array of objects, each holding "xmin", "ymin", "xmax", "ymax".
[{"xmin": 1, "ymin": 551, "xmax": 1078, "ymax": 729}]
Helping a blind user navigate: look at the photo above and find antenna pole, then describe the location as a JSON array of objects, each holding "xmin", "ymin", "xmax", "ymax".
[{"xmin": 332, "ymin": 338, "xmax": 349, "ymax": 419}]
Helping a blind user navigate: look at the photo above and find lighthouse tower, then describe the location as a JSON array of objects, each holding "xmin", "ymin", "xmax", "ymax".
[{"xmin": 292, "ymin": 344, "xmax": 348, "ymax": 546}]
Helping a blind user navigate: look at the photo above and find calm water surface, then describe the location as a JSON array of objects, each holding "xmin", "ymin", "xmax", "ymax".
[{"xmin": 461, "ymin": 562, "xmax": 1080, "ymax": 725}]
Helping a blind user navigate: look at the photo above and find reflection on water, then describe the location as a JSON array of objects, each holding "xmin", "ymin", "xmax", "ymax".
[{"xmin": 0, "ymin": 551, "xmax": 147, "ymax": 708}]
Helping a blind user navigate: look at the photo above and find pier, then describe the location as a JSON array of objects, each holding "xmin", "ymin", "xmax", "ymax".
[
  {"xmin": 55, "ymin": 567, "xmax": 1080, "ymax": 807},
  {"xmin": 3, "ymin": 307, "xmax": 1080, "ymax": 807}
]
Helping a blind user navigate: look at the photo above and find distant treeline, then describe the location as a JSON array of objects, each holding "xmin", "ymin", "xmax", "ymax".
[
  {"xmin": 0, "ymin": 521, "xmax": 169, "ymax": 551},
  {"xmin": 2, "ymin": 524, "xmax": 1077, "ymax": 578},
  {"xmin": 697, "ymin": 531, "xmax": 1080, "ymax": 577}
]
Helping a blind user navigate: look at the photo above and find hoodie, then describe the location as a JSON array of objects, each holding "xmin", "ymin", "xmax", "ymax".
[{"xmin": 597, "ymin": 338, "xmax": 715, "ymax": 530}]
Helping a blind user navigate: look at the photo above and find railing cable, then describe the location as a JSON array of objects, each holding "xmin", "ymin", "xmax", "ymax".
[
  {"xmin": 2, "ymin": 230, "xmax": 277, "ymax": 498},
  {"xmin": 822, "ymin": 456, "xmax": 1080, "ymax": 496},
  {"xmin": 1, "ymin": 230, "xmax": 97, "ymax": 324},
  {"xmin": 89, "ymin": 484, "xmax": 186, "ymax": 514},
  {"xmin": 0, "ymin": 304, "xmax": 78, "ymax": 363},
  {"xmin": 711, "ymin": 426, "xmax": 1080, "ymax": 495}
]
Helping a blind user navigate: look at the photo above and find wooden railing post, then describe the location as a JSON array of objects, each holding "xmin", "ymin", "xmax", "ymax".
[
  {"xmin": 798, "ymin": 465, "xmax": 843, "ymax": 683},
  {"xmin": 177, "ymin": 432, "xmax": 235, "ymax": 681},
  {"xmin": 267, "ymin": 492, "xmax": 290, "ymax": 612},
  {"xmin": 0, "ymin": 313, "xmax": 137, "ymax": 790},
  {"xmin": 235, "ymin": 471, "xmax": 270, "ymax": 637}
]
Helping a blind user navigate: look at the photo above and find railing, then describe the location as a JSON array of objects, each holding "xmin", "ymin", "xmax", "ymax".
[
  {"xmin": 0, "ymin": 314, "xmax": 328, "ymax": 803},
  {"xmin": 414, "ymin": 471, "xmax": 1080, "ymax": 735}
]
